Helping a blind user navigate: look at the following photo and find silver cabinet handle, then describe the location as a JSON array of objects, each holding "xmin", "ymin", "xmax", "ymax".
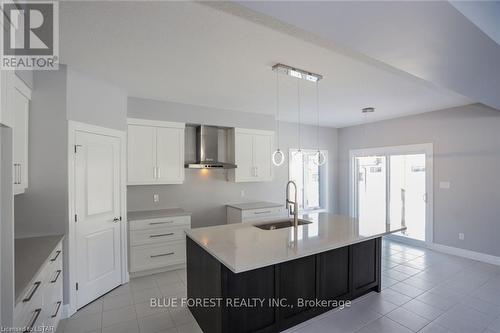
[
  {"xmin": 50, "ymin": 250, "xmax": 61, "ymax": 262},
  {"xmin": 23, "ymin": 281, "xmax": 41, "ymax": 302},
  {"xmin": 51, "ymin": 301, "xmax": 62, "ymax": 318},
  {"xmin": 51, "ymin": 270, "xmax": 62, "ymax": 283},
  {"xmin": 254, "ymin": 210, "xmax": 272, "ymax": 215},
  {"xmin": 153, "ymin": 166, "xmax": 157, "ymax": 179},
  {"xmin": 150, "ymin": 252, "xmax": 174, "ymax": 258},
  {"xmin": 149, "ymin": 221, "xmax": 173, "ymax": 225},
  {"xmin": 24, "ymin": 308, "xmax": 41, "ymax": 332},
  {"xmin": 13, "ymin": 164, "xmax": 19, "ymax": 184},
  {"xmin": 19, "ymin": 163, "xmax": 22, "ymax": 184},
  {"xmin": 157, "ymin": 167, "xmax": 161, "ymax": 178},
  {"xmin": 149, "ymin": 233, "xmax": 174, "ymax": 238}
]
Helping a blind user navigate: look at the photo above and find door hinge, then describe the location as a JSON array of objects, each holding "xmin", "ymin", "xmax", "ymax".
[
  {"xmin": 76, "ymin": 283, "xmax": 79, "ymax": 291},
  {"xmin": 74, "ymin": 144, "xmax": 82, "ymax": 153},
  {"xmin": 74, "ymin": 214, "xmax": 78, "ymax": 222}
]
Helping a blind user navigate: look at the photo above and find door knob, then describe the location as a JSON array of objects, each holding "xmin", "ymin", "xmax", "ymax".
[{"xmin": 113, "ymin": 217, "xmax": 121, "ymax": 223}]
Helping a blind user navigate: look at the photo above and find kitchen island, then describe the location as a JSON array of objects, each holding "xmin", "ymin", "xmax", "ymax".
[{"xmin": 185, "ymin": 213, "xmax": 405, "ymax": 333}]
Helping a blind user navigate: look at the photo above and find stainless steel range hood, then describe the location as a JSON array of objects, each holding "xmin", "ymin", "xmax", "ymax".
[{"xmin": 185, "ymin": 125, "xmax": 237, "ymax": 169}]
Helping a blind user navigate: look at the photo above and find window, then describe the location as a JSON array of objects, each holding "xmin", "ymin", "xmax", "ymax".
[{"xmin": 289, "ymin": 149, "xmax": 328, "ymax": 211}]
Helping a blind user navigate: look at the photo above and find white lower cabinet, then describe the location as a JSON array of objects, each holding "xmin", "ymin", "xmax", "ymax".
[
  {"xmin": 227, "ymin": 205, "xmax": 286, "ymax": 224},
  {"xmin": 129, "ymin": 214, "xmax": 191, "ymax": 274},
  {"xmin": 14, "ymin": 241, "xmax": 63, "ymax": 332}
]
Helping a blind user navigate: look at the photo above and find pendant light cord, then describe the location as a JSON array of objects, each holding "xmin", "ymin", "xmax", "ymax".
[
  {"xmin": 316, "ymin": 80, "xmax": 320, "ymax": 149},
  {"xmin": 276, "ymin": 69, "xmax": 280, "ymax": 148},
  {"xmin": 297, "ymin": 79, "xmax": 301, "ymax": 151}
]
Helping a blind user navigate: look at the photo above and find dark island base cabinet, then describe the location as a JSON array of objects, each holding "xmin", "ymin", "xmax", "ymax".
[{"xmin": 186, "ymin": 237, "xmax": 382, "ymax": 333}]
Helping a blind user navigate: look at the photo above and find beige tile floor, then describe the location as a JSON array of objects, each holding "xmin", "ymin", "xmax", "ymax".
[{"xmin": 58, "ymin": 238, "xmax": 500, "ymax": 333}]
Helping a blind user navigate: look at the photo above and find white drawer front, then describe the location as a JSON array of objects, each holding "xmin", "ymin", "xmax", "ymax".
[
  {"xmin": 242, "ymin": 207, "xmax": 285, "ymax": 221},
  {"xmin": 130, "ymin": 241, "xmax": 186, "ymax": 272},
  {"xmin": 14, "ymin": 281, "xmax": 44, "ymax": 329},
  {"xmin": 130, "ymin": 227, "xmax": 187, "ymax": 246},
  {"xmin": 129, "ymin": 215, "xmax": 190, "ymax": 231}
]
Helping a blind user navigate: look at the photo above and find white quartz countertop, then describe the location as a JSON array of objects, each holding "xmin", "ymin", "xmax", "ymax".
[
  {"xmin": 128, "ymin": 208, "xmax": 191, "ymax": 221},
  {"xmin": 185, "ymin": 213, "xmax": 405, "ymax": 273},
  {"xmin": 226, "ymin": 201, "xmax": 283, "ymax": 210}
]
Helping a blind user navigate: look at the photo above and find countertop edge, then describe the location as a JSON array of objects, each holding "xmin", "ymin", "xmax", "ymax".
[
  {"xmin": 127, "ymin": 208, "xmax": 192, "ymax": 221},
  {"xmin": 225, "ymin": 202, "xmax": 283, "ymax": 210},
  {"xmin": 185, "ymin": 227, "xmax": 406, "ymax": 274}
]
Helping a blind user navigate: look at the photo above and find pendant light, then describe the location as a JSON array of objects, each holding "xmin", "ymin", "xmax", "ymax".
[
  {"xmin": 272, "ymin": 69, "xmax": 285, "ymax": 166},
  {"xmin": 314, "ymin": 80, "xmax": 326, "ymax": 166}
]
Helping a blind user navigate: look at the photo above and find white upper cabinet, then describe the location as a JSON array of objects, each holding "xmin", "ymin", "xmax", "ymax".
[
  {"xmin": 0, "ymin": 71, "xmax": 15, "ymax": 128},
  {"xmin": 12, "ymin": 76, "xmax": 31, "ymax": 195},
  {"xmin": 127, "ymin": 118, "xmax": 185, "ymax": 185},
  {"xmin": 228, "ymin": 128, "xmax": 274, "ymax": 182}
]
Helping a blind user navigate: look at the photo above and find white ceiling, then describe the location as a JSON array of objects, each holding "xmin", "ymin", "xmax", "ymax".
[{"xmin": 59, "ymin": 1, "xmax": 471, "ymax": 128}]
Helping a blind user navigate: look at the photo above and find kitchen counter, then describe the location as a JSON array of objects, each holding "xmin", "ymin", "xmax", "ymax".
[
  {"xmin": 186, "ymin": 213, "xmax": 406, "ymax": 332},
  {"xmin": 185, "ymin": 213, "xmax": 405, "ymax": 273},
  {"xmin": 128, "ymin": 208, "xmax": 191, "ymax": 221},
  {"xmin": 15, "ymin": 234, "xmax": 64, "ymax": 303},
  {"xmin": 226, "ymin": 201, "xmax": 283, "ymax": 210}
]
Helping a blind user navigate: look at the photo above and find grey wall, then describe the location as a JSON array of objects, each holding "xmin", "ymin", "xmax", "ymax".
[
  {"xmin": 337, "ymin": 104, "xmax": 500, "ymax": 257},
  {"xmin": 14, "ymin": 67, "xmax": 68, "ymax": 238},
  {"xmin": 67, "ymin": 68, "xmax": 127, "ymax": 131},
  {"xmin": 127, "ymin": 97, "xmax": 338, "ymax": 228},
  {"xmin": 128, "ymin": 97, "xmax": 275, "ymax": 130}
]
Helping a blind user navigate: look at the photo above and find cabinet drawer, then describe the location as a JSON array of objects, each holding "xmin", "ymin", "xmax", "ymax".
[
  {"xmin": 129, "ymin": 215, "xmax": 190, "ymax": 231},
  {"xmin": 130, "ymin": 241, "xmax": 186, "ymax": 272},
  {"xmin": 130, "ymin": 227, "xmax": 187, "ymax": 246},
  {"xmin": 14, "ymin": 282, "xmax": 44, "ymax": 330},
  {"xmin": 242, "ymin": 207, "xmax": 284, "ymax": 221}
]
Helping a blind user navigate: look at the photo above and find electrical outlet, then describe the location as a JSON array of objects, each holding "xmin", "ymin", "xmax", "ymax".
[
  {"xmin": 458, "ymin": 233, "xmax": 465, "ymax": 240},
  {"xmin": 439, "ymin": 181, "xmax": 451, "ymax": 189},
  {"xmin": 153, "ymin": 194, "xmax": 160, "ymax": 203}
]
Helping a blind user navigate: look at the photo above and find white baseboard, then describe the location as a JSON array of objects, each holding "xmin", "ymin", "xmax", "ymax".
[
  {"xmin": 428, "ymin": 243, "xmax": 500, "ymax": 266},
  {"xmin": 61, "ymin": 304, "xmax": 70, "ymax": 319}
]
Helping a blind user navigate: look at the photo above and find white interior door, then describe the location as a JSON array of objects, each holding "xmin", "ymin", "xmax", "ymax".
[{"xmin": 74, "ymin": 130, "xmax": 122, "ymax": 309}]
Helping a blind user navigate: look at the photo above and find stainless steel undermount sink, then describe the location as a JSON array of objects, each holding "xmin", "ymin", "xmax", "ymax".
[{"xmin": 254, "ymin": 219, "xmax": 312, "ymax": 230}]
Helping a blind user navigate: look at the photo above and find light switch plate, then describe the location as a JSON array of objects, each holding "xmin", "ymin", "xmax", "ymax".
[
  {"xmin": 153, "ymin": 194, "xmax": 160, "ymax": 203},
  {"xmin": 439, "ymin": 181, "xmax": 451, "ymax": 189}
]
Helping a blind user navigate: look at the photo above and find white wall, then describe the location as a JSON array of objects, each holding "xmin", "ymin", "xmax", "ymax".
[
  {"xmin": 337, "ymin": 104, "xmax": 500, "ymax": 257},
  {"xmin": 127, "ymin": 97, "xmax": 338, "ymax": 228}
]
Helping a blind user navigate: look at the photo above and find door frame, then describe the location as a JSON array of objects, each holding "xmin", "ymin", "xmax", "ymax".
[
  {"xmin": 67, "ymin": 121, "xmax": 128, "ymax": 317},
  {"xmin": 349, "ymin": 143, "xmax": 434, "ymax": 246}
]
